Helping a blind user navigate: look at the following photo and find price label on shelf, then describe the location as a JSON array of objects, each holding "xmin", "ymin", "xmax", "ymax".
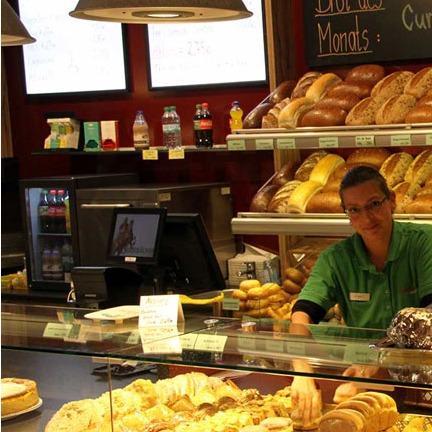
[
  {"xmin": 391, "ymin": 135, "xmax": 411, "ymax": 146},
  {"xmin": 355, "ymin": 136, "xmax": 375, "ymax": 147},
  {"xmin": 265, "ymin": 339, "xmax": 285, "ymax": 353},
  {"xmin": 255, "ymin": 139, "xmax": 273, "ymax": 150},
  {"xmin": 426, "ymin": 134, "xmax": 432, "ymax": 146},
  {"xmin": 142, "ymin": 149, "xmax": 158, "ymax": 160},
  {"xmin": 168, "ymin": 148, "xmax": 185, "ymax": 160},
  {"xmin": 285, "ymin": 341, "xmax": 306, "ymax": 356},
  {"xmin": 276, "ymin": 138, "xmax": 296, "ymax": 149},
  {"xmin": 343, "ymin": 343, "xmax": 379, "ymax": 364},
  {"xmin": 43, "ymin": 323, "xmax": 73, "ymax": 339},
  {"xmin": 238, "ymin": 336, "xmax": 256, "ymax": 351},
  {"xmin": 195, "ymin": 334, "xmax": 228, "ymax": 352},
  {"xmin": 228, "ymin": 140, "xmax": 246, "ymax": 151},
  {"xmin": 126, "ymin": 330, "xmax": 141, "ymax": 345},
  {"xmin": 319, "ymin": 137, "xmax": 339, "ymax": 148},
  {"xmin": 180, "ymin": 333, "xmax": 198, "ymax": 350},
  {"xmin": 222, "ymin": 297, "xmax": 240, "ymax": 311}
]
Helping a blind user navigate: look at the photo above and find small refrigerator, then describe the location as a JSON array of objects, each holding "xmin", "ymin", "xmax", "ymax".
[{"xmin": 20, "ymin": 174, "xmax": 138, "ymax": 291}]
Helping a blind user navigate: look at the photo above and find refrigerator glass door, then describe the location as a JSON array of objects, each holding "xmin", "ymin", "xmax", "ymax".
[{"xmin": 25, "ymin": 187, "xmax": 74, "ymax": 284}]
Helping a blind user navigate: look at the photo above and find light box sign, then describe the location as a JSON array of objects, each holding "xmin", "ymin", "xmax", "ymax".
[
  {"xmin": 18, "ymin": 0, "xmax": 128, "ymax": 95},
  {"xmin": 147, "ymin": 0, "xmax": 267, "ymax": 89}
]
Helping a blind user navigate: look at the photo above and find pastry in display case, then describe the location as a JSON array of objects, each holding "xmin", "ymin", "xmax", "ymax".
[{"xmin": 2, "ymin": 304, "xmax": 432, "ymax": 432}]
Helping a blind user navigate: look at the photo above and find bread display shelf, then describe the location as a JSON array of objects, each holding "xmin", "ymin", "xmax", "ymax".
[
  {"xmin": 227, "ymin": 123, "xmax": 432, "ymax": 151},
  {"xmin": 232, "ymin": 212, "xmax": 432, "ymax": 236}
]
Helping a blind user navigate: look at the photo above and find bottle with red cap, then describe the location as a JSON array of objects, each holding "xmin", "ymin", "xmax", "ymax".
[{"xmin": 196, "ymin": 102, "xmax": 213, "ymax": 148}]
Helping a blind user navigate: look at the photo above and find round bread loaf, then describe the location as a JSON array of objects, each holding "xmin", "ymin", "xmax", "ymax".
[
  {"xmin": 404, "ymin": 66, "xmax": 432, "ymax": 99},
  {"xmin": 405, "ymin": 105, "xmax": 432, "ymax": 123},
  {"xmin": 345, "ymin": 64, "xmax": 385, "ymax": 86},
  {"xmin": 336, "ymin": 400, "xmax": 375, "ymax": 427},
  {"xmin": 345, "ymin": 97, "xmax": 380, "ymax": 126},
  {"xmin": 282, "ymin": 278, "xmax": 302, "ymax": 294},
  {"xmin": 250, "ymin": 184, "xmax": 279, "ymax": 212},
  {"xmin": 239, "ymin": 279, "xmax": 261, "ymax": 292},
  {"xmin": 294, "ymin": 151, "xmax": 328, "ymax": 182},
  {"xmin": 300, "ymin": 107, "xmax": 347, "ymax": 127},
  {"xmin": 319, "ymin": 408, "xmax": 366, "ymax": 432},
  {"xmin": 371, "ymin": 71, "xmax": 415, "ymax": 104},
  {"xmin": 346, "ymin": 148, "xmax": 391, "ymax": 169},
  {"xmin": 243, "ymin": 102, "xmax": 274, "ymax": 129},
  {"xmin": 416, "ymin": 94, "xmax": 432, "ymax": 107},
  {"xmin": 316, "ymin": 93, "xmax": 360, "ymax": 112},
  {"xmin": 305, "ymin": 73, "xmax": 342, "ymax": 103},
  {"xmin": 375, "ymin": 94, "xmax": 417, "ymax": 125},
  {"xmin": 291, "ymin": 71, "xmax": 322, "ymax": 99},
  {"xmin": 327, "ymin": 81, "xmax": 372, "ymax": 99},
  {"xmin": 306, "ymin": 191, "xmax": 343, "ymax": 213},
  {"xmin": 379, "ymin": 152, "xmax": 414, "ymax": 187},
  {"xmin": 284, "ymin": 267, "xmax": 305, "ymax": 285},
  {"xmin": 278, "ymin": 97, "xmax": 315, "ymax": 128}
]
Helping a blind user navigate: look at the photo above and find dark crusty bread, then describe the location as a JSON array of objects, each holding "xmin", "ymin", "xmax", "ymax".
[
  {"xmin": 272, "ymin": 160, "xmax": 296, "ymax": 187},
  {"xmin": 327, "ymin": 81, "xmax": 372, "ymax": 99},
  {"xmin": 375, "ymin": 94, "xmax": 417, "ymax": 125},
  {"xmin": 404, "ymin": 66, "xmax": 432, "ymax": 99},
  {"xmin": 250, "ymin": 184, "xmax": 279, "ymax": 212},
  {"xmin": 345, "ymin": 97, "xmax": 380, "ymax": 126},
  {"xmin": 300, "ymin": 107, "xmax": 347, "ymax": 127},
  {"xmin": 291, "ymin": 71, "xmax": 322, "ymax": 99},
  {"xmin": 243, "ymin": 102, "xmax": 274, "ymax": 129},
  {"xmin": 269, "ymin": 80, "xmax": 297, "ymax": 104},
  {"xmin": 346, "ymin": 148, "xmax": 391, "ymax": 169},
  {"xmin": 345, "ymin": 64, "xmax": 385, "ymax": 86}
]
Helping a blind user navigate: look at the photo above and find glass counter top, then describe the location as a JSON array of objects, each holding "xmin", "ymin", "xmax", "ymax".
[{"xmin": 2, "ymin": 303, "xmax": 431, "ymax": 390}]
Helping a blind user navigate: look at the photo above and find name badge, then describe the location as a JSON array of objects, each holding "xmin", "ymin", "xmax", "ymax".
[{"xmin": 350, "ymin": 292, "xmax": 370, "ymax": 302}]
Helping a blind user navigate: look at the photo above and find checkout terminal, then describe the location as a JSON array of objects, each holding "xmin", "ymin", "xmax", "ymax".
[{"xmin": 72, "ymin": 207, "xmax": 226, "ymax": 308}]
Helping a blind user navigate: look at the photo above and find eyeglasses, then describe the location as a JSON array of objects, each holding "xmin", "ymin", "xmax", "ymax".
[{"xmin": 344, "ymin": 196, "xmax": 388, "ymax": 218}]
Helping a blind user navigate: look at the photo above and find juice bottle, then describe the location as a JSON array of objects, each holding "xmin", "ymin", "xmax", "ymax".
[{"xmin": 229, "ymin": 101, "xmax": 243, "ymax": 132}]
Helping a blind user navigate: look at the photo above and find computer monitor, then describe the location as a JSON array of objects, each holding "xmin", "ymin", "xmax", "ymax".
[
  {"xmin": 158, "ymin": 213, "xmax": 226, "ymax": 295},
  {"xmin": 106, "ymin": 207, "xmax": 166, "ymax": 265}
]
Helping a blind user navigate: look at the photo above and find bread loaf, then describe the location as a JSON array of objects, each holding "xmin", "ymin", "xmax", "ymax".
[
  {"xmin": 371, "ymin": 71, "xmax": 414, "ymax": 104},
  {"xmin": 404, "ymin": 149, "xmax": 432, "ymax": 192},
  {"xmin": 319, "ymin": 408, "xmax": 366, "ymax": 432},
  {"xmin": 267, "ymin": 180, "xmax": 302, "ymax": 213},
  {"xmin": 294, "ymin": 151, "xmax": 328, "ymax": 181},
  {"xmin": 291, "ymin": 71, "xmax": 322, "ymax": 99},
  {"xmin": 287, "ymin": 180, "xmax": 323, "ymax": 213},
  {"xmin": 416, "ymin": 93, "xmax": 432, "ymax": 107},
  {"xmin": 300, "ymin": 107, "xmax": 347, "ymax": 127},
  {"xmin": 404, "ymin": 66, "xmax": 432, "ymax": 99},
  {"xmin": 262, "ymin": 112, "xmax": 279, "ymax": 128},
  {"xmin": 269, "ymin": 80, "xmax": 297, "ymax": 104},
  {"xmin": 393, "ymin": 181, "xmax": 411, "ymax": 213},
  {"xmin": 375, "ymin": 94, "xmax": 417, "ymax": 124},
  {"xmin": 327, "ymin": 81, "xmax": 372, "ymax": 99},
  {"xmin": 306, "ymin": 191, "xmax": 343, "ymax": 213},
  {"xmin": 316, "ymin": 93, "xmax": 361, "ymax": 112},
  {"xmin": 250, "ymin": 184, "xmax": 279, "ymax": 212},
  {"xmin": 305, "ymin": 73, "xmax": 342, "ymax": 103},
  {"xmin": 345, "ymin": 97, "xmax": 380, "ymax": 126},
  {"xmin": 345, "ymin": 64, "xmax": 385, "ymax": 86},
  {"xmin": 310, "ymin": 154, "xmax": 345, "ymax": 185},
  {"xmin": 322, "ymin": 176, "xmax": 342, "ymax": 193},
  {"xmin": 278, "ymin": 97, "xmax": 315, "ymax": 128},
  {"xmin": 272, "ymin": 160, "xmax": 296, "ymax": 187},
  {"xmin": 404, "ymin": 194, "xmax": 432, "ymax": 213},
  {"xmin": 243, "ymin": 102, "xmax": 274, "ymax": 129},
  {"xmin": 405, "ymin": 105, "xmax": 432, "ymax": 123},
  {"xmin": 379, "ymin": 152, "xmax": 413, "ymax": 188},
  {"xmin": 346, "ymin": 148, "xmax": 391, "ymax": 169}
]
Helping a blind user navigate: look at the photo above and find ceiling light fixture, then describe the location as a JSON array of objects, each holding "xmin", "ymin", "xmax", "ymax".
[
  {"xmin": 1, "ymin": 0, "xmax": 35, "ymax": 46},
  {"xmin": 70, "ymin": 0, "xmax": 252, "ymax": 23}
]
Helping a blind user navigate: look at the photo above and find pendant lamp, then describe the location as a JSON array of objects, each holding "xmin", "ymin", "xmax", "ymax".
[
  {"xmin": 1, "ymin": 0, "xmax": 35, "ymax": 46},
  {"xmin": 70, "ymin": 0, "xmax": 252, "ymax": 23}
]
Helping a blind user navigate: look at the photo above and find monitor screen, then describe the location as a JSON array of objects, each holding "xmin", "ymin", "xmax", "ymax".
[
  {"xmin": 158, "ymin": 214, "xmax": 226, "ymax": 295},
  {"xmin": 107, "ymin": 208, "xmax": 166, "ymax": 265}
]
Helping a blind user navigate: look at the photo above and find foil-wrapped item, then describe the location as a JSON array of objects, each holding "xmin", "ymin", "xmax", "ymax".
[{"xmin": 387, "ymin": 307, "xmax": 432, "ymax": 350}]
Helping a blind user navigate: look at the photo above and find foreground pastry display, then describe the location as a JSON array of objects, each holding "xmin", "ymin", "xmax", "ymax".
[{"xmin": 1, "ymin": 377, "xmax": 40, "ymax": 417}]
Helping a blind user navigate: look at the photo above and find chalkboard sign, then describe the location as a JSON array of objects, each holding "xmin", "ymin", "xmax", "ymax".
[
  {"xmin": 18, "ymin": 0, "xmax": 128, "ymax": 96},
  {"xmin": 304, "ymin": 1, "xmax": 432, "ymax": 67},
  {"xmin": 146, "ymin": 0, "xmax": 267, "ymax": 89}
]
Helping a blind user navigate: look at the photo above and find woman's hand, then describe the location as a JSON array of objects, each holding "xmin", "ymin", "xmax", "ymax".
[{"xmin": 291, "ymin": 376, "xmax": 322, "ymax": 428}]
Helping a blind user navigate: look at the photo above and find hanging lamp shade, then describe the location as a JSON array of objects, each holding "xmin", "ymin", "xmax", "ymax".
[
  {"xmin": 1, "ymin": 0, "xmax": 35, "ymax": 46},
  {"xmin": 70, "ymin": 0, "xmax": 252, "ymax": 23}
]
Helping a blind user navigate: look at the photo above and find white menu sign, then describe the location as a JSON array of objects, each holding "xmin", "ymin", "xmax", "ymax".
[{"xmin": 139, "ymin": 295, "xmax": 184, "ymax": 328}]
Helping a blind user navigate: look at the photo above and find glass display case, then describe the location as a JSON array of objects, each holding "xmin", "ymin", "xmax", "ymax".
[{"xmin": 2, "ymin": 303, "xmax": 431, "ymax": 431}]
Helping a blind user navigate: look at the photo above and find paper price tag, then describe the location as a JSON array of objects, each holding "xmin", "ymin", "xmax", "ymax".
[
  {"xmin": 344, "ymin": 343, "xmax": 379, "ymax": 364},
  {"xmin": 223, "ymin": 297, "xmax": 240, "ymax": 311},
  {"xmin": 195, "ymin": 334, "xmax": 228, "ymax": 352},
  {"xmin": 126, "ymin": 330, "xmax": 141, "ymax": 345},
  {"xmin": 168, "ymin": 148, "xmax": 185, "ymax": 159},
  {"xmin": 180, "ymin": 333, "xmax": 199, "ymax": 350},
  {"xmin": 265, "ymin": 339, "xmax": 285, "ymax": 353},
  {"xmin": 142, "ymin": 149, "xmax": 158, "ymax": 160},
  {"xmin": 43, "ymin": 323, "xmax": 73, "ymax": 339},
  {"xmin": 228, "ymin": 140, "xmax": 246, "ymax": 151},
  {"xmin": 286, "ymin": 341, "xmax": 306, "ymax": 356},
  {"xmin": 139, "ymin": 295, "xmax": 184, "ymax": 327},
  {"xmin": 319, "ymin": 137, "xmax": 339, "ymax": 148},
  {"xmin": 255, "ymin": 139, "xmax": 273, "ymax": 150},
  {"xmin": 277, "ymin": 138, "xmax": 296, "ymax": 149},
  {"xmin": 355, "ymin": 136, "xmax": 375, "ymax": 147},
  {"xmin": 391, "ymin": 135, "xmax": 411, "ymax": 146},
  {"xmin": 238, "ymin": 336, "xmax": 257, "ymax": 351},
  {"xmin": 426, "ymin": 135, "xmax": 432, "ymax": 146}
]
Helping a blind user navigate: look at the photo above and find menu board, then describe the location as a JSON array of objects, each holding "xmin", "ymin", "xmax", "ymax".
[
  {"xmin": 304, "ymin": 0, "xmax": 432, "ymax": 67},
  {"xmin": 18, "ymin": 0, "xmax": 128, "ymax": 95},
  {"xmin": 146, "ymin": 0, "xmax": 267, "ymax": 89}
]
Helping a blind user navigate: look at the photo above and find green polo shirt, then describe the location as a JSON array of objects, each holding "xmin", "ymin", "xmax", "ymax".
[{"xmin": 298, "ymin": 222, "xmax": 432, "ymax": 329}]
